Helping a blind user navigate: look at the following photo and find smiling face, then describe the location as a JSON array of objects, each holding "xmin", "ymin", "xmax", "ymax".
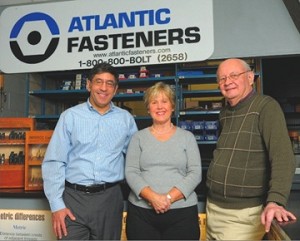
[
  {"xmin": 148, "ymin": 92, "xmax": 174, "ymax": 125},
  {"xmin": 86, "ymin": 72, "xmax": 118, "ymax": 114},
  {"xmin": 217, "ymin": 59, "xmax": 255, "ymax": 106}
]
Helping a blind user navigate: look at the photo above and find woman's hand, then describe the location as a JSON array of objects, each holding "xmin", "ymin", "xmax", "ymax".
[
  {"xmin": 140, "ymin": 187, "xmax": 171, "ymax": 214},
  {"xmin": 148, "ymin": 193, "xmax": 171, "ymax": 214}
]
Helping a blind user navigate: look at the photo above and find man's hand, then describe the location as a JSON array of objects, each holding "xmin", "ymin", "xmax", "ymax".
[
  {"xmin": 52, "ymin": 208, "xmax": 76, "ymax": 239},
  {"xmin": 261, "ymin": 202, "xmax": 297, "ymax": 233}
]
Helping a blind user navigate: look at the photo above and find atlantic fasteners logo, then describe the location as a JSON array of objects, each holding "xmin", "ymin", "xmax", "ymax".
[{"xmin": 10, "ymin": 12, "xmax": 60, "ymax": 64}]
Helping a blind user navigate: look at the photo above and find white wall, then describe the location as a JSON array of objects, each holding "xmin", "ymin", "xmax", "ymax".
[{"xmin": 210, "ymin": 0, "xmax": 300, "ymax": 59}]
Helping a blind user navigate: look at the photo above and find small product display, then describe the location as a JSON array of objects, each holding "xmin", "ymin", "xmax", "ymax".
[
  {"xmin": 211, "ymin": 102, "xmax": 223, "ymax": 109},
  {"xmin": 176, "ymin": 70, "xmax": 204, "ymax": 77},
  {"xmin": 139, "ymin": 66, "xmax": 149, "ymax": 78},
  {"xmin": 289, "ymin": 131, "xmax": 300, "ymax": 154},
  {"xmin": 0, "ymin": 154, "xmax": 5, "ymax": 164},
  {"xmin": 118, "ymin": 73, "xmax": 126, "ymax": 80},
  {"xmin": 75, "ymin": 74, "xmax": 82, "ymax": 90},
  {"xmin": 0, "ymin": 118, "xmax": 35, "ymax": 189},
  {"xmin": 60, "ymin": 74, "xmax": 87, "ymax": 90},
  {"xmin": 0, "ymin": 130, "xmax": 27, "ymax": 167},
  {"xmin": 128, "ymin": 73, "xmax": 137, "ymax": 79},
  {"xmin": 29, "ymin": 166, "xmax": 42, "ymax": 185},
  {"xmin": 24, "ymin": 130, "xmax": 53, "ymax": 190},
  {"xmin": 8, "ymin": 130, "xmax": 26, "ymax": 140},
  {"xmin": 30, "ymin": 147, "xmax": 46, "ymax": 160},
  {"xmin": 74, "ymin": 73, "xmax": 87, "ymax": 90},
  {"xmin": 150, "ymin": 73, "xmax": 162, "ymax": 78},
  {"xmin": 192, "ymin": 121, "xmax": 205, "ymax": 141},
  {"xmin": 9, "ymin": 151, "xmax": 25, "ymax": 164},
  {"xmin": 118, "ymin": 66, "xmax": 165, "ymax": 80},
  {"xmin": 178, "ymin": 120, "xmax": 219, "ymax": 142},
  {"xmin": 61, "ymin": 80, "xmax": 73, "ymax": 90}
]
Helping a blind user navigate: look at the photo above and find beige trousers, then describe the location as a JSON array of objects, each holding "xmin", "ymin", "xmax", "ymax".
[{"xmin": 206, "ymin": 199, "xmax": 265, "ymax": 240}]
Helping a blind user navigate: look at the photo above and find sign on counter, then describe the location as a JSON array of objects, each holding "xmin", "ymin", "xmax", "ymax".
[{"xmin": 0, "ymin": 209, "xmax": 55, "ymax": 240}]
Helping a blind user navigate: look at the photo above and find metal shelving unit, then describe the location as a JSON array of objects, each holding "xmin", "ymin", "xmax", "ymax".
[{"xmin": 26, "ymin": 59, "xmax": 262, "ymax": 164}]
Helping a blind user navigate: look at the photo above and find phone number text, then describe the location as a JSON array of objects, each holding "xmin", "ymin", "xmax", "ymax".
[{"xmin": 78, "ymin": 53, "xmax": 187, "ymax": 67}]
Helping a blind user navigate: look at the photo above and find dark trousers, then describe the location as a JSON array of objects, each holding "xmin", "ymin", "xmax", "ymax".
[
  {"xmin": 126, "ymin": 202, "xmax": 200, "ymax": 240},
  {"xmin": 61, "ymin": 184, "xmax": 123, "ymax": 240}
]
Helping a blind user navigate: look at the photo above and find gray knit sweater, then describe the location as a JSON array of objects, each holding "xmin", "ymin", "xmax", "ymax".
[
  {"xmin": 207, "ymin": 93, "xmax": 296, "ymax": 209},
  {"xmin": 125, "ymin": 127, "xmax": 202, "ymax": 209}
]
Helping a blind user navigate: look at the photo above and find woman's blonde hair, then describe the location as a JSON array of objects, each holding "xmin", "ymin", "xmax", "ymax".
[{"xmin": 144, "ymin": 82, "xmax": 176, "ymax": 109}]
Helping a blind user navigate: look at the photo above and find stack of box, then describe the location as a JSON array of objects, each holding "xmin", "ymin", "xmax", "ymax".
[
  {"xmin": 75, "ymin": 74, "xmax": 82, "ymax": 90},
  {"xmin": 61, "ymin": 80, "xmax": 73, "ymax": 90},
  {"xmin": 178, "ymin": 120, "xmax": 219, "ymax": 141}
]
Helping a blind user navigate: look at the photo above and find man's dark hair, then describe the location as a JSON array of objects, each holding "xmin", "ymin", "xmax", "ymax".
[{"xmin": 88, "ymin": 63, "xmax": 119, "ymax": 85}]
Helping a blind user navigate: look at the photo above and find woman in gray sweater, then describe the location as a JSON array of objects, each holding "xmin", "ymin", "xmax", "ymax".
[{"xmin": 125, "ymin": 82, "xmax": 202, "ymax": 240}]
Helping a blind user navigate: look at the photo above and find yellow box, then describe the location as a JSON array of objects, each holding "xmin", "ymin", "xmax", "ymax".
[
  {"xmin": 198, "ymin": 213, "xmax": 207, "ymax": 241},
  {"xmin": 121, "ymin": 212, "xmax": 127, "ymax": 241}
]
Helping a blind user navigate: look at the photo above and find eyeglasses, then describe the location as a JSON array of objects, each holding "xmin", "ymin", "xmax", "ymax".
[
  {"xmin": 93, "ymin": 79, "xmax": 116, "ymax": 88},
  {"xmin": 217, "ymin": 70, "xmax": 251, "ymax": 85}
]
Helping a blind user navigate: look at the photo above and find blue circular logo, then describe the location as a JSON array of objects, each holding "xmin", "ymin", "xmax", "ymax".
[{"xmin": 10, "ymin": 12, "xmax": 60, "ymax": 64}]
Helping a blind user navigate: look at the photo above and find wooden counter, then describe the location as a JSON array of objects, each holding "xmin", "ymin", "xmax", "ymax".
[{"xmin": 266, "ymin": 190, "xmax": 300, "ymax": 240}]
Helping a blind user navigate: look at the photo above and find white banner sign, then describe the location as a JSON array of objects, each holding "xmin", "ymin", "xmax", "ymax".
[
  {"xmin": 0, "ymin": 209, "xmax": 55, "ymax": 240},
  {"xmin": 0, "ymin": 0, "xmax": 214, "ymax": 73}
]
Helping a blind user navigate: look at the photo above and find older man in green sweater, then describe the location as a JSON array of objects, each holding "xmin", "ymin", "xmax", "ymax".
[{"xmin": 206, "ymin": 58, "xmax": 297, "ymax": 240}]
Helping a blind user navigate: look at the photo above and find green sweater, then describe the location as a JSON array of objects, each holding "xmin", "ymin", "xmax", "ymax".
[{"xmin": 206, "ymin": 92, "xmax": 296, "ymax": 209}]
